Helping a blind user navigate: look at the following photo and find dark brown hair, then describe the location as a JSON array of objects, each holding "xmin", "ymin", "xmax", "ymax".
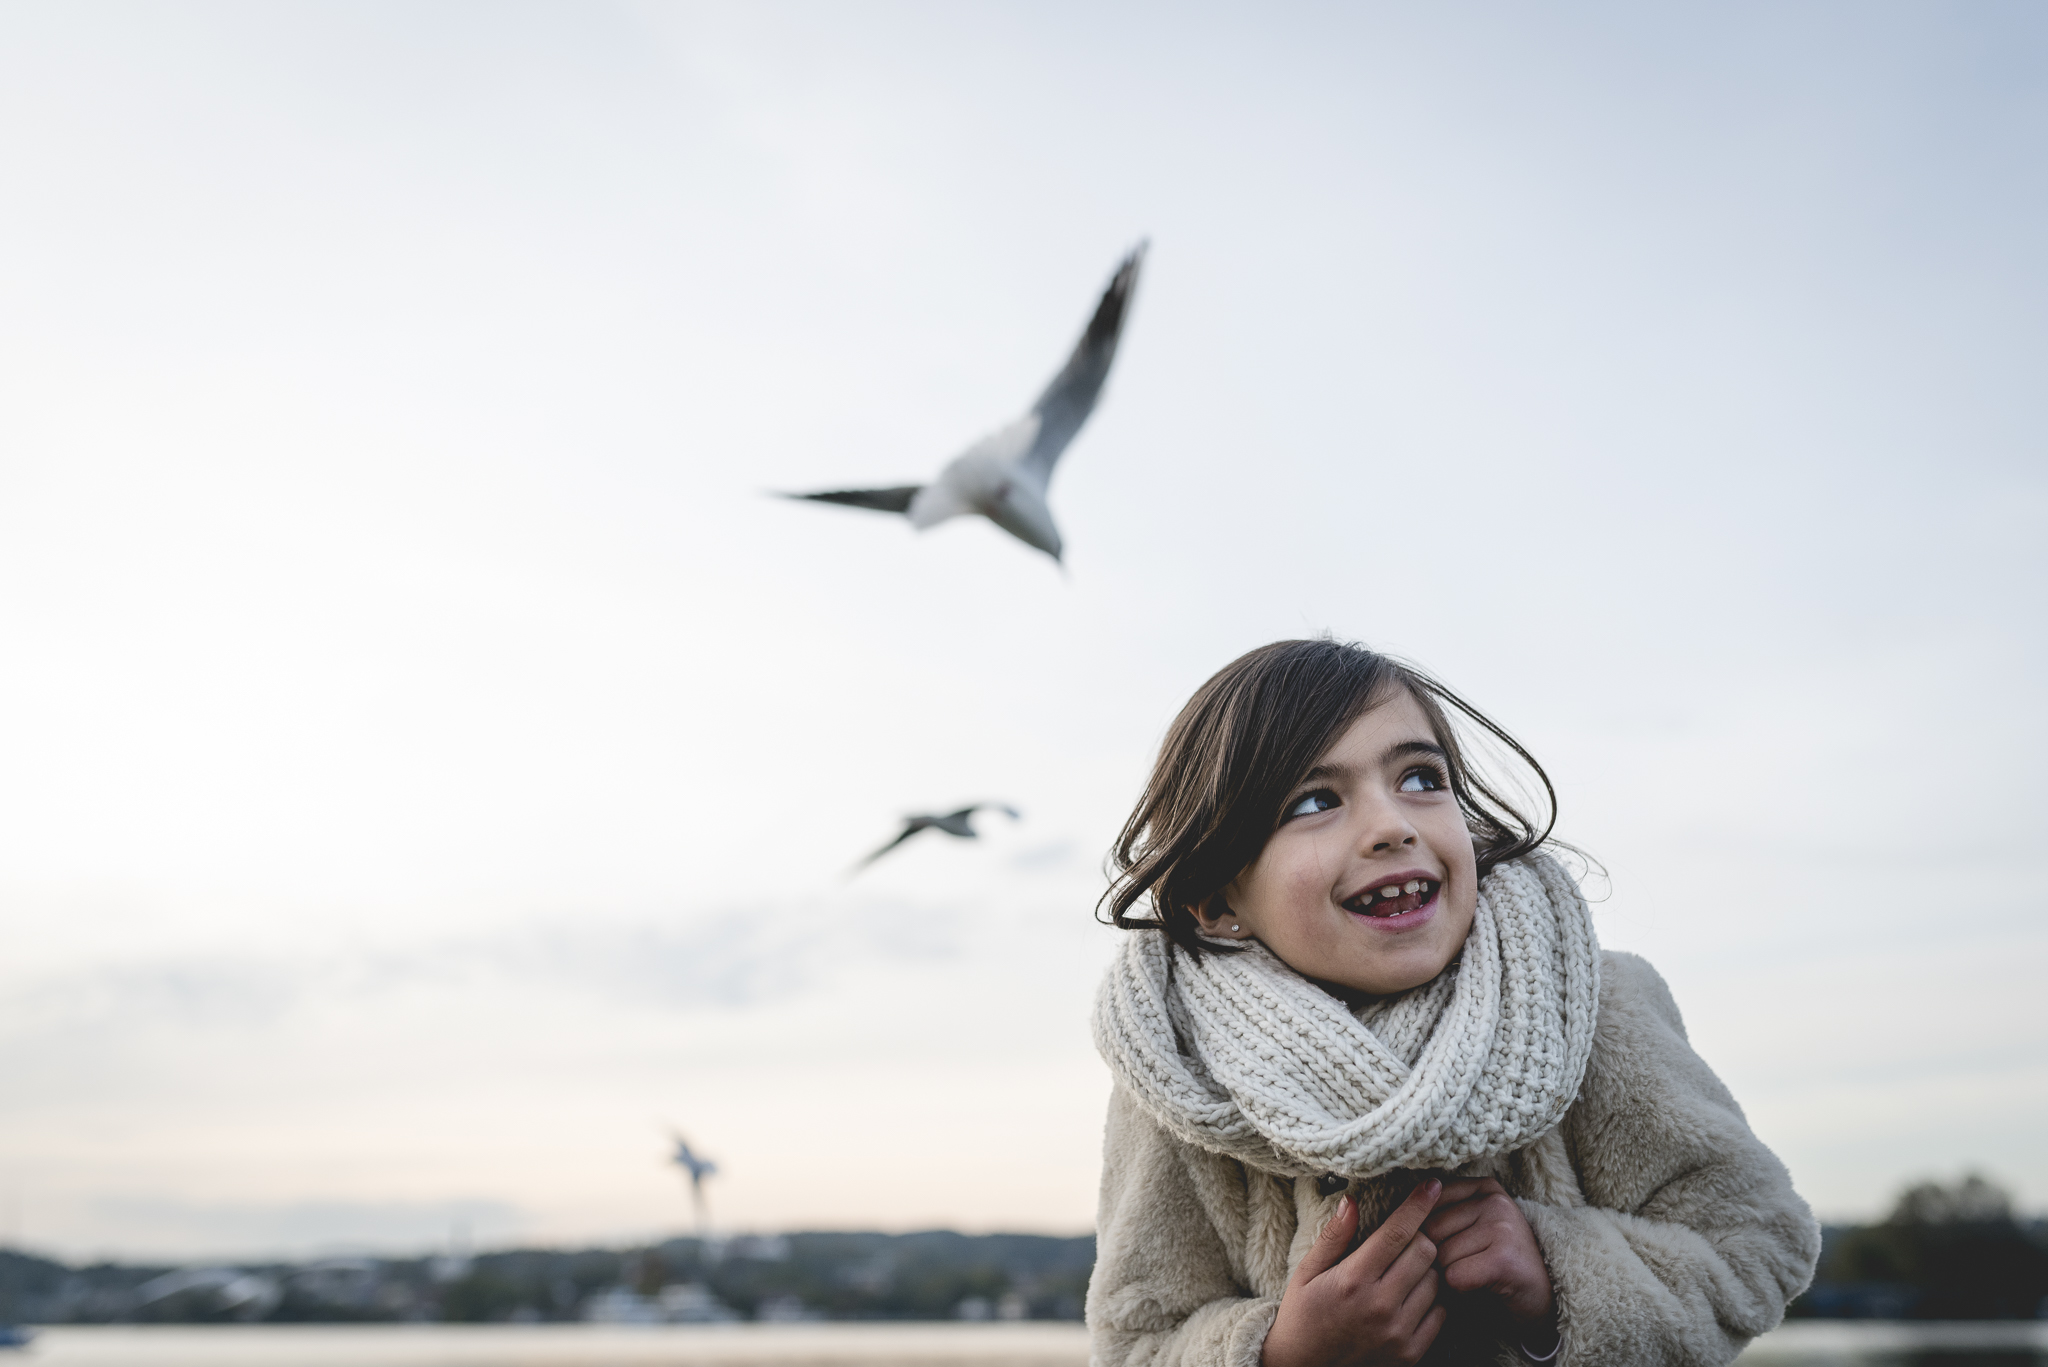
[{"xmin": 1099, "ymin": 638, "xmax": 1557, "ymax": 956}]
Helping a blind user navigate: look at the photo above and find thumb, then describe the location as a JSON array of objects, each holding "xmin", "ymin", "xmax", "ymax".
[{"xmin": 1293, "ymin": 1193, "xmax": 1358, "ymax": 1285}]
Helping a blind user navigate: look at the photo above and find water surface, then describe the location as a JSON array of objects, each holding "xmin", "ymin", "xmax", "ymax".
[{"xmin": 15, "ymin": 1320, "xmax": 2048, "ymax": 1367}]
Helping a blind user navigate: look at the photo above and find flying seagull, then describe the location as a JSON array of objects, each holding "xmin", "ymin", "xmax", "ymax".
[
  {"xmin": 856, "ymin": 803, "xmax": 1022, "ymax": 871},
  {"xmin": 784, "ymin": 243, "xmax": 1146, "ymax": 562},
  {"xmin": 667, "ymin": 1131, "xmax": 717, "ymax": 1232}
]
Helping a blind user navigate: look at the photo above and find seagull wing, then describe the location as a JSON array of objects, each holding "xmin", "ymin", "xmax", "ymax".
[
  {"xmin": 855, "ymin": 820, "xmax": 928, "ymax": 869},
  {"xmin": 930, "ymin": 810, "xmax": 980, "ymax": 838},
  {"xmin": 781, "ymin": 486, "xmax": 923, "ymax": 515},
  {"xmin": 1019, "ymin": 243, "xmax": 1146, "ymax": 488},
  {"xmin": 669, "ymin": 1130, "xmax": 718, "ymax": 1179},
  {"xmin": 930, "ymin": 804, "xmax": 1023, "ymax": 837}
]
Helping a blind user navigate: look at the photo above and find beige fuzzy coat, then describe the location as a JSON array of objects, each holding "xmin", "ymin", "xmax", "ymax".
[{"xmin": 1086, "ymin": 951, "xmax": 1820, "ymax": 1367}]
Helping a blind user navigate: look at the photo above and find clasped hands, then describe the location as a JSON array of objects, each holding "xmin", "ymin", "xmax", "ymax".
[{"xmin": 1260, "ymin": 1177, "xmax": 1558, "ymax": 1367}]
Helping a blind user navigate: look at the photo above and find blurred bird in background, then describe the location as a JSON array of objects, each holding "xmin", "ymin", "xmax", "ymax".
[
  {"xmin": 855, "ymin": 803, "xmax": 1022, "ymax": 871},
  {"xmin": 667, "ymin": 1131, "xmax": 718, "ymax": 1234},
  {"xmin": 784, "ymin": 243, "xmax": 1146, "ymax": 563}
]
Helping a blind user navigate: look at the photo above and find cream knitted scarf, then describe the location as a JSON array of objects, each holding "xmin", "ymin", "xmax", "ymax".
[{"xmin": 1092, "ymin": 853, "xmax": 1601, "ymax": 1180}]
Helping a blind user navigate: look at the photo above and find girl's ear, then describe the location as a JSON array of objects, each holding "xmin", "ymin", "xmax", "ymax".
[{"xmin": 1193, "ymin": 894, "xmax": 1249, "ymax": 938}]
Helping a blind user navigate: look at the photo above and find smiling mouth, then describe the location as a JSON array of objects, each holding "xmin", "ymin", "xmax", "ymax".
[{"xmin": 1343, "ymin": 878, "xmax": 1441, "ymax": 919}]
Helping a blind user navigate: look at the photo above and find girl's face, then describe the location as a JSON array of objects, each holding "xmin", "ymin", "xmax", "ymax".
[{"xmin": 1200, "ymin": 690, "xmax": 1480, "ymax": 995}]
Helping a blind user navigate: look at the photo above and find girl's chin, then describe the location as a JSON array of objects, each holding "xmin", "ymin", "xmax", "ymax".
[{"xmin": 1316, "ymin": 946, "xmax": 1459, "ymax": 998}]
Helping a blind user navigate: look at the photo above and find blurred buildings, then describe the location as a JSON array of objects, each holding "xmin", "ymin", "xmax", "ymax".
[
  {"xmin": 0, "ymin": 1230, "xmax": 1095, "ymax": 1326},
  {"xmin": 5, "ymin": 1177, "xmax": 2046, "ymax": 1326}
]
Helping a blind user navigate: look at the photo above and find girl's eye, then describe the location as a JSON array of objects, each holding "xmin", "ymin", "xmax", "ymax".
[
  {"xmin": 1283, "ymin": 790, "xmax": 1339, "ymax": 821},
  {"xmin": 1398, "ymin": 767, "xmax": 1447, "ymax": 793}
]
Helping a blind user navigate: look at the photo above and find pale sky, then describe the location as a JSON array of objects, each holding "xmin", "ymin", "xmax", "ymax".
[{"xmin": 0, "ymin": 2, "xmax": 2043, "ymax": 1261}]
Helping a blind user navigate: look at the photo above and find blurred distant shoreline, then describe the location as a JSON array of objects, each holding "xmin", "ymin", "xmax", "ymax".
[
  {"xmin": 5, "ymin": 1177, "xmax": 2045, "ymax": 1328},
  {"xmin": 6, "ymin": 1213, "xmax": 2048, "ymax": 1327},
  {"xmin": 0, "ymin": 1231, "xmax": 1096, "ymax": 1327}
]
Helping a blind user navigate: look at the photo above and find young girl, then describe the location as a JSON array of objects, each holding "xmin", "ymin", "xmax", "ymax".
[{"xmin": 1087, "ymin": 640, "xmax": 1819, "ymax": 1367}]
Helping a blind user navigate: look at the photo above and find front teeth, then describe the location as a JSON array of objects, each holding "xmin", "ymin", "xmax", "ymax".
[{"xmin": 1352, "ymin": 879, "xmax": 1437, "ymax": 914}]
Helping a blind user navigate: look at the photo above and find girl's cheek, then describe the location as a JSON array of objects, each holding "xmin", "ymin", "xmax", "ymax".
[{"xmin": 1287, "ymin": 855, "xmax": 1329, "ymax": 900}]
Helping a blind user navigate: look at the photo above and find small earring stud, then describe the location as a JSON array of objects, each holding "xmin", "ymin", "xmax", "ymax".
[{"xmin": 1231, "ymin": 924, "xmax": 1241, "ymax": 933}]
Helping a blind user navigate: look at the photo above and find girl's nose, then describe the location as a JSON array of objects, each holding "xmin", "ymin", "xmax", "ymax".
[{"xmin": 1354, "ymin": 792, "xmax": 1420, "ymax": 854}]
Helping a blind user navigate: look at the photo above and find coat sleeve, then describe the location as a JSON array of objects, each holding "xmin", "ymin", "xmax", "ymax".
[
  {"xmin": 1086, "ymin": 1084, "xmax": 1281, "ymax": 1367},
  {"xmin": 1517, "ymin": 952, "xmax": 1821, "ymax": 1367}
]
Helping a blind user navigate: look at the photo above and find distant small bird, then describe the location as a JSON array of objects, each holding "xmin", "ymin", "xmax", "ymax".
[
  {"xmin": 856, "ymin": 803, "xmax": 1022, "ymax": 870},
  {"xmin": 668, "ymin": 1131, "xmax": 717, "ymax": 1232},
  {"xmin": 784, "ymin": 243, "xmax": 1146, "ymax": 563}
]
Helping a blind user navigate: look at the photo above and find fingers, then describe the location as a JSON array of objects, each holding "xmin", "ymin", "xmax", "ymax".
[
  {"xmin": 1421, "ymin": 1179, "xmax": 1507, "ymax": 1241},
  {"xmin": 1380, "ymin": 1227, "xmax": 1439, "ymax": 1297},
  {"xmin": 1431, "ymin": 1222, "xmax": 1501, "ymax": 1278},
  {"xmin": 1424, "ymin": 1186, "xmax": 1524, "ymax": 1248},
  {"xmin": 1430, "ymin": 1191, "xmax": 1534, "ymax": 1278},
  {"xmin": 1404, "ymin": 1303, "xmax": 1449, "ymax": 1360},
  {"xmin": 1394, "ymin": 1259, "xmax": 1442, "ymax": 1335},
  {"xmin": 1292, "ymin": 1194, "xmax": 1359, "ymax": 1285},
  {"xmin": 1437, "ymin": 1241, "xmax": 1511, "ymax": 1294},
  {"xmin": 1421, "ymin": 1198, "xmax": 1487, "ymax": 1242},
  {"xmin": 1350, "ymin": 1178, "xmax": 1441, "ymax": 1281},
  {"xmin": 1433, "ymin": 1176, "xmax": 1506, "ymax": 1205}
]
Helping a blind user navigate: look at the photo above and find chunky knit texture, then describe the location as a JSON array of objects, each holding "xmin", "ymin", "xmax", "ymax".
[
  {"xmin": 1086, "ymin": 952, "xmax": 1823, "ymax": 1367},
  {"xmin": 1092, "ymin": 853, "xmax": 1600, "ymax": 1179}
]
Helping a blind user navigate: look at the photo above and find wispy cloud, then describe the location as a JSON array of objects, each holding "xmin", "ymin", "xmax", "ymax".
[{"xmin": 0, "ymin": 895, "xmax": 968, "ymax": 1040}]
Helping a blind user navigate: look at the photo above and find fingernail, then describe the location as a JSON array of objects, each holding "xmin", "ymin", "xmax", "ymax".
[
  {"xmin": 1426, "ymin": 1179, "xmax": 1442, "ymax": 1197},
  {"xmin": 1338, "ymin": 1194, "xmax": 1353, "ymax": 1216}
]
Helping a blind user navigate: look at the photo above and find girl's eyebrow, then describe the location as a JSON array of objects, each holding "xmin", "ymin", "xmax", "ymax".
[
  {"xmin": 1295, "ymin": 739, "xmax": 1446, "ymax": 787},
  {"xmin": 1383, "ymin": 739, "xmax": 1448, "ymax": 764}
]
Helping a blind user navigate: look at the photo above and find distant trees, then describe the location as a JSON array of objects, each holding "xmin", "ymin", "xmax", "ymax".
[
  {"xmin": 0, "ymin": 1251, "xmax": 70, "ymax": 1325},
  {"xmin": 1799, "ymin": 1172, "xmax": 2048, "ymax": 1320},
  {"xmin": 0, "ymin": 1231, "xmax": 1096, "ymax": 1325},
  {"xmin": 13, "ymin": 1176, "xmax": 2042, "ymax": 1327}
]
